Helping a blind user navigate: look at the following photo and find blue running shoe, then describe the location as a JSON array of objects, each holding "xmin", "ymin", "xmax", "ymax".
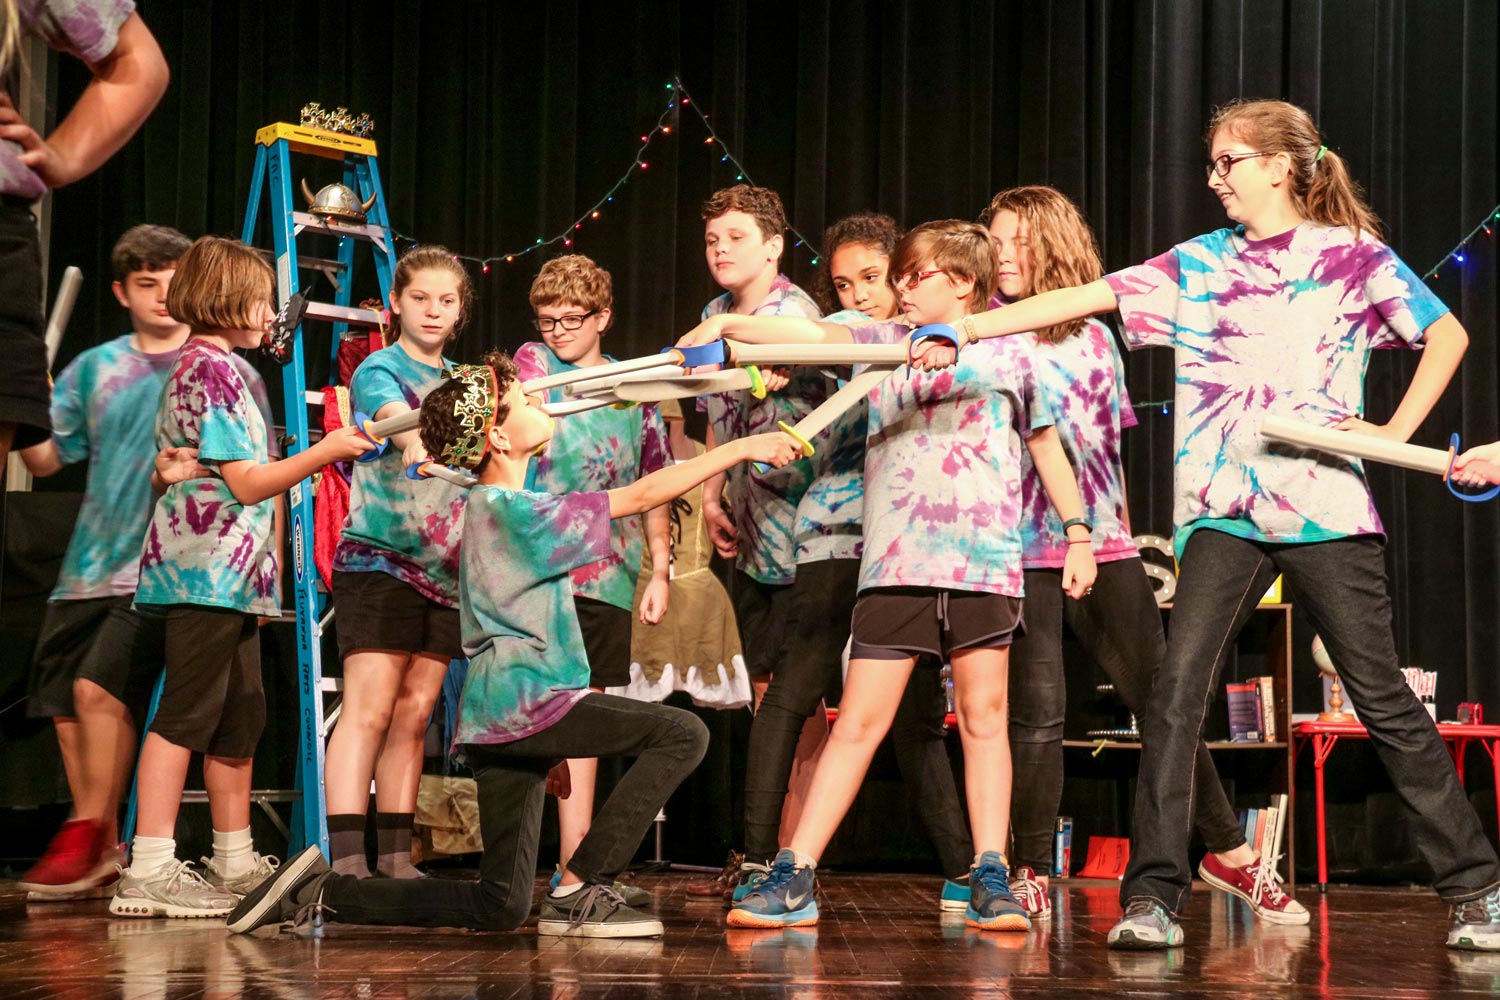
[
  {"xmin": 726, "ymin": 850, "xmax": 818, "ymax": 928},
  {"xmin": 965, "ymin": 852, "xmax": 1030, "ymax": 932},
  {"xmin": 940, "ymin": 873, "xmax": 970, "ymax": 912},
  {"xmin": 730, "ymin": 860, "xmax": 770, "ymax": 903},
  {"xmin": 1108, "ymin": 899, "xmax": 1184, "ymax": 950}
]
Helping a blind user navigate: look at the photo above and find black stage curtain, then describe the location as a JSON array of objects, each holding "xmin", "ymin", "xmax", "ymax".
[{"xmin": 11, "ymin": 0, "xmax": 1498, "ymax": 874}]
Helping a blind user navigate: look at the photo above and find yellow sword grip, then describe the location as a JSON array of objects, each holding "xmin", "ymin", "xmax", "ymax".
[
  {"xmin": 778, "ymin": 421, "xmax": 815, "ymax": 458},
  {"xmin": 744, "ymin": 364, "xmax": 767, "ymax": 399}
]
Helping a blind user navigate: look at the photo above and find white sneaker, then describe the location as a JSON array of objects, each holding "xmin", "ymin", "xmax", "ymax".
[
  {"xmin": 200, "ymin": 854, "xmax": 280, "ymax": 897},
  {"xmin": 109, "ymin": 859, "xmax": 238, "ymax": 918},
  {"xmin": 1449, "ymin": 887, "xmax": 1500, "ymax": 951}
]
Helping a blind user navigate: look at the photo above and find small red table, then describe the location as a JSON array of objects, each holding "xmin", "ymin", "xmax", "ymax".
[{"xmin": 1293, "ymin": 720, "xmax": 1500, "ymax": 891}]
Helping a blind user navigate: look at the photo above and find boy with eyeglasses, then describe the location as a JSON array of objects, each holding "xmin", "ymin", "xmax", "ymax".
[{"xmin": 514, "ymin": 255, "xmax": 671, "ymax": 902}]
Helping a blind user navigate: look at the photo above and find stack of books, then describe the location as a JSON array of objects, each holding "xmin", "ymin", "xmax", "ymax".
[
  {"xmin": 1236, "ymin": 793, "xmax": 1289, "ymax": 869},
  {"xmin": 1226, "ymin": 676, "xmax": 1279, "ymax": 742}
]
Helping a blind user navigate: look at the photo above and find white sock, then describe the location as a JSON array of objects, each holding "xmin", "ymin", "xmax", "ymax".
[
  {"xmin": 128, "ymin": 836, "xmax": 176, "ymax": 877},
  {"xmin": 793, "ymin": 852, "xmax": 817, "ymax": 870},
  {"xmin": 212, "ymin": 826, "xmax": 256, "ymax": 877},
  {"xmin": 551, "ymin": 880, "xmax": 585, "ymax": 898}
]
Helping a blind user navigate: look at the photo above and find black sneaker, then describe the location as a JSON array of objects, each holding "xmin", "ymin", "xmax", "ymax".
[
  {"xmin": 226, "ymin": 845, "xmax": 331, "ymax": 934},
  {"xmin": 537, "ymin": 883, "xmax": 664, "ymax": 938}
]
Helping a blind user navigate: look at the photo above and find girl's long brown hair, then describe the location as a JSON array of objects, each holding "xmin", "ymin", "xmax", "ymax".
[
  {"xmin": 1207, "ymin": 99, "xmax": 1382, "ymax": 241},
  {"xmin": 980, "ymin": 186, "xmax": 1103, "ymax": 343}
]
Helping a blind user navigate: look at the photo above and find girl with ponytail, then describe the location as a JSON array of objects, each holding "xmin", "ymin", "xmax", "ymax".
[{"xmin": 940, "ymin": 99, "xmax": 1498, "ymax": 954}]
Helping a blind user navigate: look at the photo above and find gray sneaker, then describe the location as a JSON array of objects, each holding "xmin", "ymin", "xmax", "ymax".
[
  {"xmin": 109, "ymin": 859, "xmax": 239, "ymax": 918},
  {"xmin": 537, "ymin": 883, "xmax": 664, "ymax": 938},
  {"xmin": 1449, "ymin": 887, "xmax": 1500, "ymax": 951},
  {"xmin": 1107, "ymin": 899, "xmax": 1185, "ymax": 950},
  {"xmin": 201, "ymin": 854, "xmax": 280, "ymax": 897}
]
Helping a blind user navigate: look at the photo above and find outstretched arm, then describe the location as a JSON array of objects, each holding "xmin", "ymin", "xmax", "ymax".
[
  {"xmin": 610, "ymin": 433, "xmax": 799, "ymax": 520},
  {"xmin": 678, "ymin": 312, "xmax": 855, "ymax": 349}
]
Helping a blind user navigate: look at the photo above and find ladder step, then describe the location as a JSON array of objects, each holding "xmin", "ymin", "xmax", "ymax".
[
  {"xmin": 304, "ymin": 301, "xmax": 385, "ymax": 328},
  {"xmin": 321, "ymin": 677, "xmax": 343, "ymax": 693},
  {"xmin": 254, "ymin": 247, "xmax": 348, "ymax": 278},
  {"xmin": 292, "ymin": 212, "xmax": 391, "ymax": 249},
  {"xmin": 181, "ymin": 790, "xmax": 302, "ymax": 803}
]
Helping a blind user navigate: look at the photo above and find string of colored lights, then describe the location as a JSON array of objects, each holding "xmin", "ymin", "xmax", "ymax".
[
  {"xmin": 1426, "ymin": 203, "xmax": 1500, "ymax": 280},
  {"xmin": 389, "ymin": 79, "xmax": 825, "ymax": 272}
]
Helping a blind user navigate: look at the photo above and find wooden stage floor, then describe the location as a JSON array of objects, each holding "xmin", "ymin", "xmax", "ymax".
[{"xmin": 1, "ymin": 872, "xmax": 1494, "ymax": 999}]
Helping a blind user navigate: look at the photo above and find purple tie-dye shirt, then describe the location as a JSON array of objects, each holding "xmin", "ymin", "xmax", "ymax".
[
  {"xmin": 851, "ymin": 321, "xmax": 1053, "ymax": 598},
  {"xmin": 452, "ymin": 487, "xmax": 612, "ymax": 751},
  {"xmin": 515, "ymin": 342, "xmax": 670, "ymax": 610},
  {"xmin": 136, "ymin": 339, "xmax": 279, "ymax": 616},
  {"xmin": 1105, "ymin": 223, "xmax": 1447, "ymax": 558},
  {"xmin": 698, "ymin": 274, "xmax": 823, "ymax": 584},
  {"xmin": 334, "ymin": 344, "xmax": 467, "ymax": 606},
  {"xmin": 2, "ymin": 1, "xmax": 135, "ymax": 199},
  {"xmin": 1019, "ymin": 320, "xmax": 1140, "ymax": 569}
]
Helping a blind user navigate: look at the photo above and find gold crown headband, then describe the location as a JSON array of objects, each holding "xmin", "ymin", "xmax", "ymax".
[{"xmin": 439, "ymin": 364, "xmax": 499, "ymax": 470}]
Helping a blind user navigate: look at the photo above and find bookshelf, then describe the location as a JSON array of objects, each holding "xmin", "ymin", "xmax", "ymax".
[{"xmin": 1060, "ymin": 602, "xmax": 1296, "ymax": 888}]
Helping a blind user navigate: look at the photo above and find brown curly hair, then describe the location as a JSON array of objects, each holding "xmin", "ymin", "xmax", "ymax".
[
  {"xmin": 529, "ymin": 254, "xmax": 614, "ymax": 330},
  {"xmin": 701, "ymin": 183, "xmax": 787, "ymax": 248},
  {"xmin": 979, "ymin": 186, "xmax": 1103, "ymax": 343},
  {"xmin": 814, "ymin": 212, "xmax": 902, "ymax": 315},
  {"xmin": 418, "ymin": 350, "xmax": 520, "ymax": 476}
]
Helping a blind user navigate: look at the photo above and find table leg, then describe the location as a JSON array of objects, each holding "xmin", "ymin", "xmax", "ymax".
[
  {"xmin": 1312, "ymin": 733, "xmax": 1337, "ymax": 893},
  {"xmin": 1454, "ymin": 737, "xmax": 1468, "ymax": 785}
]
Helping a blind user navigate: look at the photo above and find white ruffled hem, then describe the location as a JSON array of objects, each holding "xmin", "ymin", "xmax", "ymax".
[{"xmin": 605, "ymin": 654, "xmax": 753, "ymax": 710}]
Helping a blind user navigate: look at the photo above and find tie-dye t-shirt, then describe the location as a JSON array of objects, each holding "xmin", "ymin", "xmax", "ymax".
[
  {"xmin": 3, "ymin": 1, "xmax": 134, "ymax": 198},
  {"xmin": 1019, "ymin": 320, "xmax": 1140, "ymax": 569},
  {"xmin": 333, "ymin": 344, "xmax": 467, "ymax": 606},
  {"xmin": 789, "ymin": 308, "xmax": 882, "ymax": 565},
  {"xmin": 850, "ymin": 321, "xmax": 1053, "ymax": 598},
  {"xmin": 452, "ymin": 487, "xmax": 612, "ymax": 750},
  {"xmin": 698, "ymin": 275, "xmax": 823, "ymax": 584},
  {"xmin": 514, "ymin": 342, "xmax": 669, "ymax": 610},
  {"xmin": 137, "ymin": 339, "xmax": 279, "ymax": 615},
  {"xmin": 47, "ymin": 335, "xmax": 176, "ymax": 600},
  {"xmin": 1104, "ymin": 223, "xmax": 1446, "ymax": 559}
]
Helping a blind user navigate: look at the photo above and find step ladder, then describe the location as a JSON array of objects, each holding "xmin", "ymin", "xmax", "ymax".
[{"xmin": 121, "ymin": 120, "xmax": 396, "ymax": 857}]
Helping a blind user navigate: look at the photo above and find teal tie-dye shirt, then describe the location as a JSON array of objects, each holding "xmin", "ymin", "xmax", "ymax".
[
  {"xmin": 697, "ymin": 274, "xmax": 823, "ymax": 584},
  {"xmin": 136, "ymin": 339, "xmax": 279, "ymax": 616},
  {"xmin": 333, "ymin": 343, "xmax": 468, "ymax": 606},
  {"xmin": 452, "ymin": 487, "xmax": 612, "ymax": 751},
  {"xmin": 47, "ymin": 335, "xmax": 175, "ymax": 600},
  {"xmin": 1105, "ymin": 223, "xmax": 1445, "ymax": 559},
  {"xmin": 514, "ymin": 342, "xmax": 669, "ymax": 611}
]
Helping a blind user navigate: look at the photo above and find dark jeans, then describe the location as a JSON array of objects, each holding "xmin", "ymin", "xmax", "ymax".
[
  {"xmin": 743, "ymin": 559, "xmax": 973, "ymax": 875},
  {"xmin": 1123, "ymin": 530, "xmax": 1500, "ymax": 914},
  {"xmin": 1009, "ymin": 557, "xmax": 1244, "ymax": 873},
  {"xmin": 319, "ymin": 693, "xmax": 708, "ymax": 930}
]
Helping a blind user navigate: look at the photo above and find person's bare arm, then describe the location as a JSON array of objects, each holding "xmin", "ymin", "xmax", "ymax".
[
  {"xmin": 609, "ymin": 434, "xmax": 798, "ymax": 520},
  {"xmin": 218, "ymin": 427, "xmax": 375, "ymax": 507}
]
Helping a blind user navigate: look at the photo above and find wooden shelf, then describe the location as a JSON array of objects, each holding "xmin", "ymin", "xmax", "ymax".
[{"xmin": 1064, "ymin": 739, "xmax": 1290, "ymax": 751}]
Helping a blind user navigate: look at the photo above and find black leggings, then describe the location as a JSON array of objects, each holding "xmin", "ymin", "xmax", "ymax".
[{"xmin": 1007, "ymin": 557, "xmax": 1244, "ymax": 873}]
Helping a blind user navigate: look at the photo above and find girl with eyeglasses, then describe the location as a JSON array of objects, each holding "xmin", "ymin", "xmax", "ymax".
[{"xmin": 924, "ymin": 99, "xmax": 1498, "ymax": 953}]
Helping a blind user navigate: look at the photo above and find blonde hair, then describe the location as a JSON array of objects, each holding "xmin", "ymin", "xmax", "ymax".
[
  {"xmin": 166, "ymin": 236, "xmax": 275, "ymax": 333},
  {"xmin": 980, "ymin": 186, "xmax": 1103, "ymax": 343},
  {"xmin": 889, "ymin": 220, "xmax": 998, "ymax": 314},
  {"xmin": 529, "ymin": 254, "xmax": 613, "ymax": 326},
  {"xmin": 1208, "ymin": 99, "xmax": 1382, "ymax": 241},
  {"xmin": 391, "ymin": 245, "xmax": 474, "ymax": 335},
  {"xmin": 0, "ymin": 0, "xmax": 21, "ymax": 83}
]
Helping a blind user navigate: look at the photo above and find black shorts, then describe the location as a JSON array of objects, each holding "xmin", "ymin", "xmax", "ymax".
[
  {"xmin": 27, "ymin": 596, "xmax": 165, "ymax": 719},
  {"xmin": 850, "ymin": 587, "xmax": 1025, "ymax": 662},
  {"xmin": 149, "ymin": 606, "xmax": 265, "ymax": 758},
  {"xmin": 731, "ymin": 571, "xmax": 795, "ymax": 679},
  {"xmin": 574, "ymin": 595, "xmax": 632, "ymax": 689},
  {"xmin": 0, "ymin": 201, "xmax": 51, "ymax": 449},
  {"xmin": 332, "ymin": 570, "xmax": 463, "ymax": 661}
]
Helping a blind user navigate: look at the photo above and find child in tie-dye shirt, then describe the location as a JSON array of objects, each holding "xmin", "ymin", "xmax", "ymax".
[
  {"xmin": 681, "ymin": 220, "xmax": 1097, "ymax": 934},
  {"xmin": 223, "ymin": 352, "xmax": 801, "ymax": 940},
  {"xmin": 121, "ymin": 237, "xmax": 375, "ymax": 919},
  {"xmin": 325, "ymin": 247, "xmax": 472, "ymax": 880},
  {"xmin": 981, "ymin": 187, "xmax": 1263, "ymax": 926},
  {"xmin": 951, "ymin": 101, "xmax": 1499, "ymax": 954},
  {"xmin": 514, "ymin": 254, "xmax": 670, "ymax": 897},
  {"xmin": 17, "ymin": 225, "xmax": 191, "ymax": 898}
]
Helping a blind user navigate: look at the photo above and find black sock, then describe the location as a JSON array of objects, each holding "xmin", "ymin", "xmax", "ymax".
[
  {"xmin": 375, "ymin": 811, "xmax": 421, "ymax": 878},
  {"xmin": 327, "ymin": 813, "xmax": 369, "ymax": 877}
]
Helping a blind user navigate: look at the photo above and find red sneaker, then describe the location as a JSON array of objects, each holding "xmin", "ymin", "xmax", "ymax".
[
  {"xmin": 1011, "ymin": 866, "xmax": 1052, "ymax": 921},
  {"xmin": 1198, "ymin": 852, "xmax": 1309, "ymax": 925},
  {"xmin": 19, "ymin": 820, "xmax": 111, "ymax": 895}
]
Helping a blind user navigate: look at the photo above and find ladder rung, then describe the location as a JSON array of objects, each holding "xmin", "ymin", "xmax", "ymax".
[
  {"xmin": 321, "ymin": 677, "xmax": 343, "ymax": 692},
  {"xmin": 182, "ymin": 790, "xmax": 302, "ymax": 803},
  {"xmin": 292, "ymin": 212, "xmax": 390, "ymax": 249},
  {"xmin": 254, "ymin": 247, "xmax": 348, "ymax": 277},
  {"xmin": 304, "ymin": 301, "xmax": 385, "ymax": 328}
]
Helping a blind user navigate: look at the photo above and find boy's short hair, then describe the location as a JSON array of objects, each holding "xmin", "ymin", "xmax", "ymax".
[
  {"xmin": 889, "ymin": 220, "xmax": 998, "ymax": 313},
  {"xmin": 166, "ymin": 236, "xmax": 276, "ymax": 334},
  {"xmin": 701, "ymin": 184, "xmax": 787, "ymax": 248},
  {"xmin": 419, "ymin": 350, "xmax": 521, "ymax": 476},
  {"xmin": 112, "ymin": 224, "xmax": 192, "ymax": 283},
  {"xmin": 528, "ymin": 254, "xmax": 613, "ymax": 322}
]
